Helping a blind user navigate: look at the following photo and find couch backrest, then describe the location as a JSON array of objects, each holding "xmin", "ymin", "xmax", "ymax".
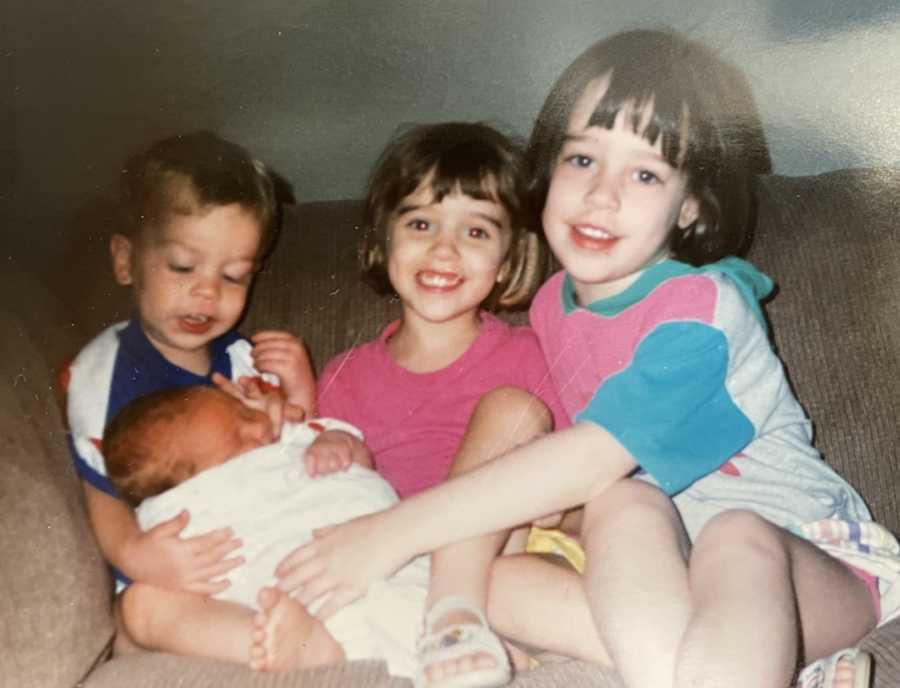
[
  {"xmin": 241, "ymin": 201, "xmax": 403, "ymax": 372},
  {"xmin": 749, "ymin": 169, "xmax": 900, "ymax": 534}
]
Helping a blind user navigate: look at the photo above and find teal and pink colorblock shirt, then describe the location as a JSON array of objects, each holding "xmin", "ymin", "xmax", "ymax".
[{"xmin": 530, "ymin": 259, "xmax": 871, "ymax": 536}]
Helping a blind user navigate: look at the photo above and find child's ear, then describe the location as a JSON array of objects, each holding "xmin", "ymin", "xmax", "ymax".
[
  {"xmin": 109, "ymin": 234, "xmax": 135, "ymax": 285},
  {"xmin": 677, "ymin": 195, "xmax": 700, "ymax": 229},
  {"xmin": 496, "ymin": 260, "xmax": 511, "ymax": 284}
]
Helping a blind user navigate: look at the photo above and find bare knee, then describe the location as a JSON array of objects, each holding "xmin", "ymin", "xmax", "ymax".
[
  {"xmin": 472, "ymin": 386, "xmax": 552, "ymax": 438},
  {"xmin": 451, "ymin": 386, "xmax": 553, "ymax": 477},
  {"xmin": 117, "ymin": 582, "xmax": 156, "ymax": 647},
  {"xmin": 691, "ymin": 510, "xmax": 788, "ymax": 570},
  {"xmin": 583, "ymin": 480, "xmax": 677, "ymax": 534}
]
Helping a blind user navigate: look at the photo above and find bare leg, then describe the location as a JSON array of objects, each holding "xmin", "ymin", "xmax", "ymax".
[
  {"xmin": 118, "ymin": 583, "xmax": 343, "ymax": 672},
  {"xmin": 675, "ymin": 510, "xmax": 877, "ymax": 688},
  {"xmin": 487, "ymin": 552, "xmax": 610, "ymax": 665},
  {"xmin": 581, "ymin": 480, "xmax": 692, "ymax": 688},
  {"xmin": 117, "ymin": 583, "xmax": 258, "ymax": 665},
  {"xmin": 423, "ymin": 386, "xmax": 553, "ymax": 685},
  {"xmin": 251, "ymin": 586, "xmax": 344, "ymax": 672}
]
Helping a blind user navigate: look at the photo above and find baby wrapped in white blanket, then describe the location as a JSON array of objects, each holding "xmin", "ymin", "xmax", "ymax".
[{"xmin": 126, "ymin": 398, "xmax": 428, "ymax": 677}]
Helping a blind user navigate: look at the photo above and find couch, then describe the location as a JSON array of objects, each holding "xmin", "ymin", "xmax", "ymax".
[{"xmin": 3, "ymin": 167, "xmax": 899, "ymax": 687}]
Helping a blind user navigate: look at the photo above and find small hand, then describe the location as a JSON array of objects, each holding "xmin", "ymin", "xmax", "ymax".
[
  {"xmin": 123, "ymin": 509, "xmax": 244, "ymax": 594},
  {"xmin": 305, "ymin": 430, "xmax": 373, "ymax": 477},
  {"xmin": 212, "ymin": 372, "xmax": 304, "ymax": 437},
  {"xmin": 251, "ymin": 331, "xmax": 316, "ymax": 415},
  {"xmin": 275, "ymin": 513, "xmax": 407, "ymax": 619}
]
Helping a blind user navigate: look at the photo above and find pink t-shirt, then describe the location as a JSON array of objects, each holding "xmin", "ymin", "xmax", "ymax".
[{"xmin": 317, "ymin": 312, "xmax": 569, "ymax": 498}]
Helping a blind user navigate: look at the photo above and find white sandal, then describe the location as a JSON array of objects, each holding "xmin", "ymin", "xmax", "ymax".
[
  {"xmin": 796, "ymin": 648, "xmax": 872, "ymax": 688},
  {"xmin": 414, "ymin": 595, "xmax": 512, "ymax": 688}
]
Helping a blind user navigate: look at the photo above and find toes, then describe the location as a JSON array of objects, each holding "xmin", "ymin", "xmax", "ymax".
[
  {"xmin": 425, "ymin": 653, "xmax": 496, "ymax": 682},
  {"xmin": 257, "ymin": 585, "xmax": 280, "ymax": 612}
]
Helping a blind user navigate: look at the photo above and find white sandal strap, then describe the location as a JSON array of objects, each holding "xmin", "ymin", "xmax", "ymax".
[
  {"xmin": 423, "ymin": 595, "xmax": 488, "ymax": 633},
  {"xmin": 415, "ymin": 595, "xmax": 511, "ymax": 688},
  {"xmin": 797, "ymin": 648, "xmax": 871, "ymax": 688}
]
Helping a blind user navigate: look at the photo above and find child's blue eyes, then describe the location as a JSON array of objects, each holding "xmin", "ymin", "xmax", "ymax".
[
  {"xmin": 563, "ymin": 157, "xmax": 662, "ymax": 186},
  {"xmin": 634, "ymin": 169, "xmax": 660, "ymax": 184},
  {"xmin": 565, "ymin": 154, "xmax": 593, "ymax": 168},
  {"xmin": 169, "ymin": 263, "xmax": 193, "ymax": 274}
]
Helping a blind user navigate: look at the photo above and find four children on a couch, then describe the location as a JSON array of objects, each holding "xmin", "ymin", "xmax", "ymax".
[{"xmin": 65, "ymin": 27, "xmax": 900, "ymax": 688}]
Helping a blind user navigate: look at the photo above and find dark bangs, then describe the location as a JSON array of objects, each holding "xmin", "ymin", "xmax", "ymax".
[
  {"xmin": 428, "ymin": 144, "xmax": 506, "ymax": 208},
  {"xmin": 383, "ymin": 127, "xmax": 526, "ymax": 228},
  {"xmin": 586, "ymin": 61, "xmax": 693, "ymax": 171}
]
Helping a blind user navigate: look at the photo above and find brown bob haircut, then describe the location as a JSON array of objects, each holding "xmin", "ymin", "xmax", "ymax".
[
  {"xmin": 362, "ymin": 122, "xmax": 553, "ymax": 310},
  {"xmin": 119, "ymin": 131, "xmax": 280, "ymax": 260},
  {"xmin": 527, "ymin": 29, "xmax": 771, "ymax": 265}
]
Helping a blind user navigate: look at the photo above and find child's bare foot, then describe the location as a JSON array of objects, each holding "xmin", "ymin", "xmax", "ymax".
[{"xmin": 250, "ymin": 586, "xmax": 344, "ymax": 672}]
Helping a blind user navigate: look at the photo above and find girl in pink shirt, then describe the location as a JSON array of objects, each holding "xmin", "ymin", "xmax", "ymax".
[{"xmin": 291, "ymin": 122, "xmax": 599, "ymax": 687}]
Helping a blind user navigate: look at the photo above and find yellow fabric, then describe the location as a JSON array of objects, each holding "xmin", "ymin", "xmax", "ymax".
[{"xmin": 526, "ymin": 526, "xmax": 585, "ymax": 574}]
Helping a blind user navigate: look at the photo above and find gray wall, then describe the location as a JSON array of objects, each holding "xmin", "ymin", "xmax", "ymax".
[{"xmin": 5, "ymin": 1, "xmax": 900, "ymax": 275}]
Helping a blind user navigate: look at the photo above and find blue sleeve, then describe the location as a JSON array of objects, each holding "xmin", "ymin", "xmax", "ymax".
[
  {"xmin": 68, "ymin": 436, "xmax": 122, "ymax": 498},
  {"xmin": 67, "ymin": 438, "xmax": 132, "ymax": 587},
  {"xmin": 576, "ymin": 321, "xmax": 754, "ymax": 495}
]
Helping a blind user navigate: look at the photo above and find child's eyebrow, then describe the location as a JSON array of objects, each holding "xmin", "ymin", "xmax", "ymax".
[
  {"xmin": 471, "ymin": 211, "xmax": 504, "ymax": 229},
  {"xmin": 562, "ymin": 132, "xmax": 602, "ymax": 145},
  {"xmin": 563, "ymin": 132, "xmax": 669, "ymax": 164},
  {"xmin": 395, "ymin": 203, "xmax": 426, "ymax": 216},
  {"xmin": 395, "ymin": 204, "xmax": 504, "ymax": 229}
]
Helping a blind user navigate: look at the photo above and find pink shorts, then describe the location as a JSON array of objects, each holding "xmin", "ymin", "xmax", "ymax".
[{"xmin": 846, "ymin": 563, "xmax": 881, "ymax": 621}]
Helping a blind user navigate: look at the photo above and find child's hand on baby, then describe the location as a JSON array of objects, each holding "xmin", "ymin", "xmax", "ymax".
[
  {"xmin": 305, "ymin": 430, "xmax": 373, "ymax": 477},
  {"xmin": 250, "ymin": 331, "xmax": 316, "ymax": 415},
  {"xmin": 124, "ymin": 509, "xmax": 245, "ymax": 594},
  {"xmin": 212, "ymin": 372, "xmax": 303, "ymax": 438},
  {"xmin": 275, "ymin": 512, "xmax": 408, "ymax": 619}
]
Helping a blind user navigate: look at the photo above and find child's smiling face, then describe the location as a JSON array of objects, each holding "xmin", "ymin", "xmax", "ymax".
[
  {"xmin": 386, "ymin": 173, "xmax": 512, "ymax": 330},
  {"xmin": 111, "ymin": 203, "xmax": 262, "ymax": 374},
  {"xmin": 542, "ymin": 74, "xmax": 699, "ymax": 305}
]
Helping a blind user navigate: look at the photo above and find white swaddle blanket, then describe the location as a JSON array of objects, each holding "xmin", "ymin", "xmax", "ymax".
[{"xmin": 136, "ymin": 419, "xmax": 429, "ymax": 677}]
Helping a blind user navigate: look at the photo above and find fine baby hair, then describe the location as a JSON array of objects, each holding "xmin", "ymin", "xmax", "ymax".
[
  {"xmin": 119, "ymin": 130, "xmax": 280, "ymax": 260},
  {"xmin": 103, "ymin": 386, "xmax": 212, "ymax": 506},
  {"xmin": 528, "ymin": 28, "xmax": 770, "ymax": 265},
  {"xmin": 362, "ymin": 121, "xmax": 550, "ymax": 310}
]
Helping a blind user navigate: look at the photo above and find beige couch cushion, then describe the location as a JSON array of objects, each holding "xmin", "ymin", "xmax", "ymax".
[{"xmin": 0, "ymin": 305, "xmax": 114, "ymax": 687}]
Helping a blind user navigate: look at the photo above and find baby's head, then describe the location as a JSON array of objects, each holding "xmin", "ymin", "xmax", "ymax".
[
  {"xmin": 362, "ymin": 121, "xmax": 551, "ymax": 311},
  {"xmin": 105, "ymin": 386, "xmax": 276, "ymax": 506},
  {"xmin": 108, "ymin": 131, "xmax": 278, "ymax": 371},
  {"xmin": 528, "ymin": 29, "xmax": 768, "ymax": 266}
]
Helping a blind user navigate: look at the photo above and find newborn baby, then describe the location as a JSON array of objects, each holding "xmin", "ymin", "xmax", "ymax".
[{"xmin": 104, "ymin": 385, "xmax": 428, "ymax": 677}]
